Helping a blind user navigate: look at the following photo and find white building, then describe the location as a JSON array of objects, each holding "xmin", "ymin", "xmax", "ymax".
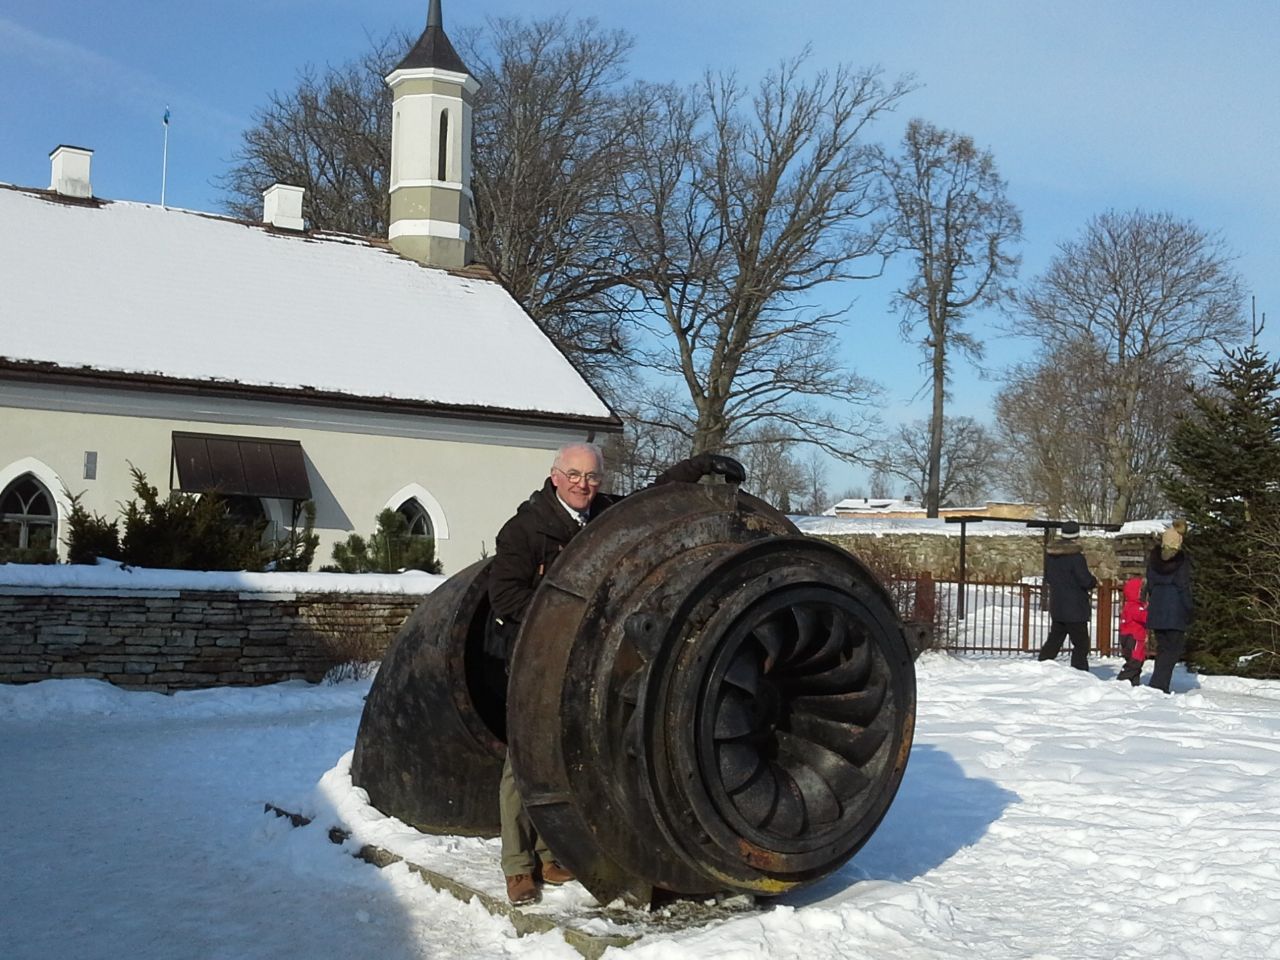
[{"xmin": 0, "ymin": 3, "xmax": 619, "ymax": 573}]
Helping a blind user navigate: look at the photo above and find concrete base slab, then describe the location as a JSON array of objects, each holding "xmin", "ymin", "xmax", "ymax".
[{"xmin": 265, "ymin": 804, "xmax": 759, "ymax": 959}]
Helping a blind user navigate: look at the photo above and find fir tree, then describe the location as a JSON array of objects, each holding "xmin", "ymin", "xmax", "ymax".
[
  {"xmin": 119, "ymin": 466, "xmax": 269, "ymax": 571},
  {"xmin": 1163, "ymin": 315, "xmax": 1280, "ymax": 677},
  {"xmin": 64, "ymin": 488, "xmax": 121, "ymax": 564}
]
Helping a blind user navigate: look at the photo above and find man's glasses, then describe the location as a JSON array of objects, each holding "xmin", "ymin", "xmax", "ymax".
[{"xmin": 554, "ymin": 467, "xmax": 605, "ymax": 486}]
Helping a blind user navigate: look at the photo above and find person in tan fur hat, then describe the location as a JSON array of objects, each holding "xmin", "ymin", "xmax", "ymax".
[
  {"xmin": 1160, "ymin": 523, "xmax": 1184, "ymax": 560},
  {"xmin": 1146, "ymin": 520, "xmax": 1193, "ymax": 693}
]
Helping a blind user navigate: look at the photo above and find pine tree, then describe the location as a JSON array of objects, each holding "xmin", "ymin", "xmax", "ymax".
[
  {"xmin": 324, "ymin": 509, "xmax": 442, "ymax": 574},
  {"xmin": 1163, "ymin": 317, "xmax": 1280, "ymax": 677}
]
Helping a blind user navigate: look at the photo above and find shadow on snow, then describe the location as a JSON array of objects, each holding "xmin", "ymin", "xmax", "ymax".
[{"xmin": 782, "ymin": 742, "xmax": 1019, "ymax": 906}]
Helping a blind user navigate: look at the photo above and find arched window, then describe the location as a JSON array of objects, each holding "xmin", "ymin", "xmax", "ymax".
[
  {"xmin": 222, "ymin": 495, "xmax": 267, "ymax": 530},
  {"xmin": 1, "ymin": 474, "xmax": 57, "ymax": 553},
  {"xmin": 397, "ymin": 498, "xmax": 434, "ymax": 539},
  {"xmin": 437, "ymin": 110, "xmax": 450, "ymax": 181}
]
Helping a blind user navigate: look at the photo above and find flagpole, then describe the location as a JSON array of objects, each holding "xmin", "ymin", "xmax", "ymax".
[{"xmin": 161, "ymin": 106, "xmax": 170, "ymax": 207}]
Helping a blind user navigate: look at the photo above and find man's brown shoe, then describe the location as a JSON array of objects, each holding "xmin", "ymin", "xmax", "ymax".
[
  {"xmin": 505, "ymin": 873, "xmax": 540, "ymax": 905},
  {"xmin": 540, "ymin": 860, "xmax": 575, "ymax": 885}
]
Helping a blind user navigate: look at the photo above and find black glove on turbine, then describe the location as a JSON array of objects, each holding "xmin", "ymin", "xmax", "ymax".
[{"xmin": 652, "ymin": 452, "xmax": 747, "ymax": 486}]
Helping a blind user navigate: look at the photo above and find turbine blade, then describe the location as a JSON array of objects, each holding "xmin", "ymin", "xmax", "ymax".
[
  {"xmin": 777, "ymin": 731, "xmax": 868, "ymax": 813},
  {"xmin": 731, "ymin": 763, "xmax": 780, "ymax": 827},
  {"xmin": 790, "ymin": 606, "xmax": 845, "ymax": 672},
  {"xmin": 780, "ymin": 639, "xmax": 871, "ymax": 694},
  {"xmin": 714, "ymin": 687, "xmax": 758, "ymax": 739},
  {"xmin": 791, "ymin": 676, "xmax": 887, "ymax": 727},
  {"xmin": 723, "ymin": 653, "xmax": 761, "ymax": 694},
  {"xmin": 752, "ymin": 618, "xmax": 787, "ymax": 672},
  {"xmin": 761, "ymin": 766, "xmax": 807, "ymax": 837},
  {"xmin": 789, "ymin": 713, "xmax": 889, "ymax": 768},
  {"xmin": 718, "ymin": 740, "xmax": 764, "ymax": 792},
  {"xmin": 788, "ymin": 604, "xmax": 821, "ymax": 660}
]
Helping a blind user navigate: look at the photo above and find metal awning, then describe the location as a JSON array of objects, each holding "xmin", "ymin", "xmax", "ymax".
[{"xmin": 170, "ymin": 432, "xmax": 312, "ymax": 500}]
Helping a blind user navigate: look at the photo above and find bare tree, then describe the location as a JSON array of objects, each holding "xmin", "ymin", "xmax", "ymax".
[
  {"xmin": 220, "ymin": 37, "xmax": 398, "ymax": 234},
  {"xmin": 603, "ymin": 387, "xmax": 691, "ymax": 494},
  {"xmin": 867, "ymin": 467, "xmax": 894, "ymax": 499},
  {"xmin": 616, "ymin": 55, "xmax": 912, "ymax": 459},
  {"xmin": 797, "ymin": 452, "xmax": 830, "ymax": 515},
  {"xmin": 876, "ymin": 119, "xmax": 1021, "ymax": 516},
  {"xmin": 1014, "ymin": 210, "xmax": 1246, "ymax": 522},
  {"xmin": 877, "ymin": 415, "xmax": 1002, "ymax": 507},
  {"xmin": 833, "ymin": 487, "xmax": 866, "ymax": 504},
  {"xmin": 461, "ymin": 16, "xmax": 648, "ymax": 390},
  {"xmin": 609, "ymin": 417, "xmax": 815, "ymax": 512},
  {"xmin": 995, "ymin": 342, "xmax": 1192, "ymax": 521},
  {"xmin": 721, "ymin": 425, "xmax": 808, "ymax": 511}
]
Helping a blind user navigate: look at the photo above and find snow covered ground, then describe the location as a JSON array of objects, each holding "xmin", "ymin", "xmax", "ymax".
[{"xmin": 3, "ymin": 654, "xmax": 1279, "ymax": 960}]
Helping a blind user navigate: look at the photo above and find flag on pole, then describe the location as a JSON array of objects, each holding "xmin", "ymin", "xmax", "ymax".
[{"xmin": 161, "ymin": 106, "xmax": 171, "ymax": 207}]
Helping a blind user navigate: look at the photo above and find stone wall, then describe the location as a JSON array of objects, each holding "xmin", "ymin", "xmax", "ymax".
[
  {"xmin": 0, "ymin": 587, "xmax": 421, "ymax": 691},
  {"xmin": 811, "ymin": 531, "xmax": 1156, "ymax": 581}
]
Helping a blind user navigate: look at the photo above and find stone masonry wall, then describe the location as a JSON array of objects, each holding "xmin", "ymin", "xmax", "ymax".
[
  {"xmin": 0, "ymin": 588, "xmax": 420, "ymax": 691},
  {"xmin": 0, "ymin": 529, "xmax": 1160, "ymax": 691},
  {"xmin": 811, "ymin": 531, "xmax": 1157, "ymax": 581}
]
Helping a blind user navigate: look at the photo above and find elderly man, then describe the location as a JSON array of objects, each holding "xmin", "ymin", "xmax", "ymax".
[{"xmin": 489, "ymin": 441, "xmax": 743, "ymax": 905}]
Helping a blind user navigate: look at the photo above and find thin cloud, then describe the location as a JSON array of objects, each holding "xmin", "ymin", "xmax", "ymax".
[{"xmin": 0, "ymin": 16, "xmax": 244, "ymax": 139}]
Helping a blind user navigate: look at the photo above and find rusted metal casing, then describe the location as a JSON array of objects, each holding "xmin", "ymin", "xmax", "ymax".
[{"xmin": 350, "ymin": 558, "xmax": 506, "ymax": 835}]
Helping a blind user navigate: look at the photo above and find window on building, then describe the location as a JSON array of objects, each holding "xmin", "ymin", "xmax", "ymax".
[
  {"xmin": 1, "ymin": 474, "xmax": 56, "ymax": 552},
  {"xmin": 397, "ymin": 498, "xmax": 434, "ymax": 539},
  {"xmin": 438, "ymin": 110, "xmax": 449, "ymax": 181}
]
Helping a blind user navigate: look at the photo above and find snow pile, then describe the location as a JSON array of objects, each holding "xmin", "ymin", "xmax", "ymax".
[{"xmin": 0, "ymin": 557, "xmax": 443, "ymax": 594}]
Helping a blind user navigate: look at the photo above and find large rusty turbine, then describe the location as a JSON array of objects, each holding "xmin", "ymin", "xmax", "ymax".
[{"xmin": 352, "ymin": 480, "xmax": 915, "ymax": 907}]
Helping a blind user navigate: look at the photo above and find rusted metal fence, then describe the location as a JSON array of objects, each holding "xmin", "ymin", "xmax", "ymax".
[{"xmin": 890, "ymin": 576, "xmax": 1123, "ymax": 657}]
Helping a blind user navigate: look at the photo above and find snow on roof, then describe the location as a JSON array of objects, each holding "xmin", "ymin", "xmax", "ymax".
[
  {"xmin": 0, "ymin": 185, "xmax": 613, "ymax": 422},
  {"xmin": 828, "ymin": 498, "xmax": 922, "ymax": 514}
]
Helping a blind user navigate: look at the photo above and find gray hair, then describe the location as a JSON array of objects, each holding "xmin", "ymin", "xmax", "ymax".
[{"xmin": 553, "ymin": 441, "xmax": 604, "ymax": 470}]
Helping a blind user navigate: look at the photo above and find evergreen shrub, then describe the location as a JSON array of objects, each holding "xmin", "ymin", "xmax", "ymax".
[{"xmin": 324, "ymin": 508, "xmax": 443, "ymax": 574}]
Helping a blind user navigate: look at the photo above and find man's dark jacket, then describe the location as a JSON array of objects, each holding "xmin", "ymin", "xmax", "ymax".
[
  {"xmin": 1045, "ymin": 539, "xmax": 1097, "ymax": 623},
  {"xmin": 487, "ymin": 477, "xmax": 618, "ymax": 635},
  {"xmin": 485, "ymin": 454, "xmax": 743, "ymax": 660}
]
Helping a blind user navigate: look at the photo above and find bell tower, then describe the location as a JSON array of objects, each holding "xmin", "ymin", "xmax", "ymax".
[{"xmin": 386, "ymin": 0, "xmax": 477, "ymax": 269}]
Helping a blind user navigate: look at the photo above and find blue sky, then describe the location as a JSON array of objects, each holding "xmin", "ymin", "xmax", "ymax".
[{"xmin": 3, "ymin": 0, "xmax": 1278, "ymax": 495}]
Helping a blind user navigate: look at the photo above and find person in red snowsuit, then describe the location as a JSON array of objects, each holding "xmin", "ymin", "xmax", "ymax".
[{"xmin": 1116, "ymin": 575, "xmax": 1148, "ymax": 686}]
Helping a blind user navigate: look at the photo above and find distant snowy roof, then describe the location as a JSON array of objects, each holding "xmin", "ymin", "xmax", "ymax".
[
  {"xmin": 0, "ymin": 185, "xmax": 615, "ymax": 425},
  {"xmin": 826, "ymin": 498, "xmax": 924, "ymax": 516}
]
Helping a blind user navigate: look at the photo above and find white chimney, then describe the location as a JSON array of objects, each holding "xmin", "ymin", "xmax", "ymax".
[
  {"xmin": 49, "ymin": 145, "xmax": 93, "ymax": 198},
  {"xmin": 262, "ymin": 184, "xmax": 305, "ymax": 230}
]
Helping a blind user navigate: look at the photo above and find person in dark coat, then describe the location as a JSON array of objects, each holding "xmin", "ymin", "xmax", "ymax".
[
  {"xmin": 1146, "ymin": 524, "xmax": 1193, "ymax": 694},
  {"xmin": 489, "ymin": 441, "xmax": 745, "ymax": 905},
  {"xmin": 1037, "ymin": 521, "xmax": 1098, "ymax": 670}
]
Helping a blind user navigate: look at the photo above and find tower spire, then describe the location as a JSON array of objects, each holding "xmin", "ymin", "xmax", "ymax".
[
  {"xmin": 392, "ymin": 0, "xmax": 469, "ymax": 75},
  {"xmin": 385, "ymin": 0, "xmax": 478, "ymax": 269}
]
